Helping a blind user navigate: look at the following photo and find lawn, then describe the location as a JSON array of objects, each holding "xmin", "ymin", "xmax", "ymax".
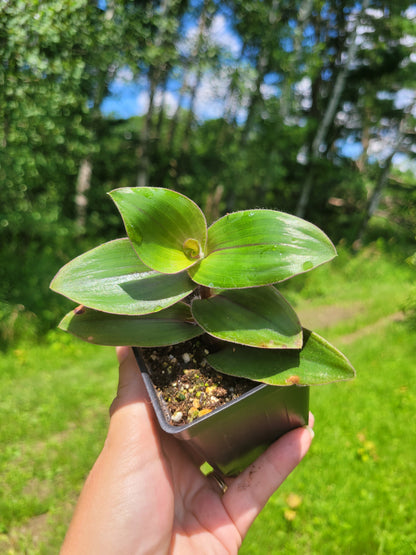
[
  {"xmin": 241, "ymin": 322, "xmax": 416, "ymax": 554},
  {"xmin": 1, "ymin": 246, "xmax": 415, "ymax": 553}
]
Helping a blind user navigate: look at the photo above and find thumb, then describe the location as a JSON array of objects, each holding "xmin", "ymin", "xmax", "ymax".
[
  {"xmin": 107, "ymin": 347, "xmax": 158, "ymax": 451},
  {"xmin": 109, "ymin": 347, "xmax": 148, "ymax": 415}
]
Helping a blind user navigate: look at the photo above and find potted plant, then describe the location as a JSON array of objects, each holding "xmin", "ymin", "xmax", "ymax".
[{"xmin": 50, "ymin": 187, "xmax": 355, "ymax": 476}]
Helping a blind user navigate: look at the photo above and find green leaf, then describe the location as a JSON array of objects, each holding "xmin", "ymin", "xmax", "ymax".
[
  {"xmin": 109, "ymin": 187, "xmax": 207, "ymax": 274},
  {"xmin": 191, "ymin": 287, "xmax": 302, "ymax": 348},
  {"xmin": 189, "ymin": 210, "xmax": 336, "ymax": 288},
  {"xmin": 50, "ymin": 239, "xmax": 195, "ymax": 315},
  {"xmin": 59, "ymin": 303, "xmax": 204, "ymax": 347},
  {"xmin": 207, "ymin": 330, "xmax": 355, "ymax": 386}
]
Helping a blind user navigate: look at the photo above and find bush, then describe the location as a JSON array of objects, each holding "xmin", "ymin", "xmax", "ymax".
[{"xmin": 0, "ymin": 302, "xmax": 37, "ymax": 350}]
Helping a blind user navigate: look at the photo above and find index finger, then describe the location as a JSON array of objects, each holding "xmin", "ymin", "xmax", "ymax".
[{"xmin": 223, "ymin": 418, "xmax": 314, "ymax": 537}]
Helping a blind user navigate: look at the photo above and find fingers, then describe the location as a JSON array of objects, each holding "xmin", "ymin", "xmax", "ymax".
[
  {"xmin": 223, "ymin": 420, "xmax": 314, "ymax": 538},
  {"xmin": 106, "ymin": 347, "xmax": 160, "ymax": 455},
  {"xmin": 109, "ymin": 347, "xmax": 148, "ymax": 416},
  {"xmin": 308, "ymin": 411, "xmax": 315, "ymax": 428}
]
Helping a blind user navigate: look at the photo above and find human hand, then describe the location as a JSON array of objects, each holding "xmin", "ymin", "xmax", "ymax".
[{"xmin": 62, "ymin": 346, "xmax": 314, "ymax": 554}]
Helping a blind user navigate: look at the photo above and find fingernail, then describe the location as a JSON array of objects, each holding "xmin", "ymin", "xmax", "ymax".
[
  {"xmin": 116, "ymin": 346, "xmax": 131, "ymax": 365},
  {"xmin": 303, "ymin": 425, "xmax": 315, "ymax": 439}
]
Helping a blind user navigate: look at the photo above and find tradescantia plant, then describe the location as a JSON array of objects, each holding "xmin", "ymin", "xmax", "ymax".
[{"xmin": 50, "ymin": 187, "xmax": 355, "ymax": 386}]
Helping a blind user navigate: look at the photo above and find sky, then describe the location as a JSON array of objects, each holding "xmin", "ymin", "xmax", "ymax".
[
  {"xmin": 101, "ymin": 12, "xmax": 244, "ymax": 121},
  {"xmin": 100, "ymin": 5, "xmax": 416, "ymax": 171}
]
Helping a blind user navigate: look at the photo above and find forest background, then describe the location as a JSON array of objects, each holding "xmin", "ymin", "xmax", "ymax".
[
  {"xmin": 1, "ymin": 0, "xmax": 415, "ymax": 347},
  {"xmin": 1, "ymin": 1, "xmax": 416, "ymax": 552}
]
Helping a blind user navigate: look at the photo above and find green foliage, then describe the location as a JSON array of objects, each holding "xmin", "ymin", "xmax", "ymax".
[
  {"xmin": 59, "ymin": 303, "xmax": 203, "ymax": 347},
  {"xmin": 208, "ymin": 330, "xmax": 355, "ymax": 386},
  {"xmin": 402, "ymin": 249, "xmax": 416, "ymax": 328},
  {"xmin": 0, "ymin": 302, "xmax": 37, "ymax": 351},
  {"xmin": 1, "ymin": 0, "xmax": 415, "ymax": 353},
  {"xmin": 192, "ymin": 287, "xmax": 302, "ymax": 349},
  {"xmin": 51, "ymin": 186, "xmax": 354, "ymax": 386},
  {"xmin": 1, "ymin": 248, "xmax": 415, "ymax": 552},
  {"xmin": 240, "ymin": 323, "xmax": 416, "ymax": 554},
  {"xmin": 0, "ymin": 0, "xmax": 94, "ymax": 237},
  {"xmin": 0, "ymin": 340, "xmax": 116, "ymax": 552},
  {"xmin": 50, "ymin": 238, "xmax": 196, "ymax": 315}
]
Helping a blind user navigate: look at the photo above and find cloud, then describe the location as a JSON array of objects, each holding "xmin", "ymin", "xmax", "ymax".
[
  {"xmin": 400, "ymin": 35, "xmax": 416, "ymax": 47},
  {"xmin": 405, "ymin": 6, "xmax": 416, "ymax": 19},
  {"xmin": 136, "ymin": 89, "xmax": 179, "ymax": 117},
  {"xmin": 394, "ymin": 89, "xmax": 416, "ymax": 112},
  {"xmin": 295, "ymin": 77, "xmax": 312, "ymax": 110},
  {"xmin": 178, "ymin": 13, "xmax": 241, "ymax": 59},
  {"xmin": 210, "ymin": 14, "xmax": 241, "ymax": 58},
  {"xmin": 365, "ymin": 8, "xmax": 383, "ymax": 19},
  {"xmin": 115, "ymin": 67, "xmax": 134, "ymax": 83},
  {"xmin": 260, "ymin": 82, "xmax": 279, "ymax": 100}
]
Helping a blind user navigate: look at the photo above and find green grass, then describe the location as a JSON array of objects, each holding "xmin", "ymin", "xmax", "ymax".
[
  {"xmin": 280, "ymin": 245, "xmax": 414, "ymax": 339},
  {"xmin": 0, "ymin": 338, "xmax": 117, "ymax": 553},
  {"xmin": 1, "ymin": 245, "xmax": 415, "ymax": 553},
  {"xmin": 240, "ymin": 322, "xmax": 416, "ymax": 554}
]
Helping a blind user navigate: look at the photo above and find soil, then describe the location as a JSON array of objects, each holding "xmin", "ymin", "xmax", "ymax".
[
  {"xmin": 140, "ymin": 337, "xmax": 256, "ymax": 426},
  {"xmin": 139, "ymin": 303, "xmax": 405, "ymax": 427}
]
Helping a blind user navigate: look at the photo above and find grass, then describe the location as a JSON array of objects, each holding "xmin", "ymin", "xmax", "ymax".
[
  {"xmin": 0, "ymin": 339, "xmax": 117, "ymax": 553},
  {"xmin": 240, "ymin": 322, "xmax": 416, "ymax": 554},
  {"xmin": 1, "ymin": 244, "xmax": 415, "ymax": 553}
]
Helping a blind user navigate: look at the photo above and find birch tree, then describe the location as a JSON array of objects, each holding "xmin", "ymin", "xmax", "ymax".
[{"xmin": 295, "ymin": 0, "xmax": 371, "ymax": 218}]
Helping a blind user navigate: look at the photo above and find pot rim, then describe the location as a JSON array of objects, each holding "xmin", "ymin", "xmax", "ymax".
[{"xmin": 132, "ymin": 346, "xmax": 304, "ymax": 434}]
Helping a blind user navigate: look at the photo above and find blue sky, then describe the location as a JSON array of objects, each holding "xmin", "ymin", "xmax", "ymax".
[{"xmin": 100, "ymin": 4, "xmax": 416, "ymax": 170}]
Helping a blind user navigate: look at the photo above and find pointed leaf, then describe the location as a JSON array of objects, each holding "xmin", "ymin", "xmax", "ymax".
[
  {"xmin": 191, "ymin": 287, "xmax": 302, "ymax": 348},
  {"xmin": 50, "ymin": 239, "xmax": 195, "ymax": 315},
  {"xmin": 59, "ymin": 303, "xmax": 203, "ymax": 347},
  {"xmin": 189, "ymin": 210, "xmax": 336, "ymax": 288},
  {"xmin": 207, "ymin": 330, "xmax": 355, "ymax": 385},
  {"xmin": 109, "ymin": 187, "xmax": 207, "ymax": 274}
]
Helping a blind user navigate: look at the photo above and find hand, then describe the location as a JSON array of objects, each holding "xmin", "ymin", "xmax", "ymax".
[{"xmin": 62, "ymin": 346, "xmax": 314, "ymax": 554}]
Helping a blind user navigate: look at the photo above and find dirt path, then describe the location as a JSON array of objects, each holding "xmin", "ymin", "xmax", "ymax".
[
  {"xmin": 336, "ymin": 311, "xmax": 405, "ymax": 345},
  {"xmin": 297, "ymin": 301, "xmax": 405, "ymax": 345},
  {"xmin": 297, "ymin": 301, "xmax": 365, "ymax": 331}
]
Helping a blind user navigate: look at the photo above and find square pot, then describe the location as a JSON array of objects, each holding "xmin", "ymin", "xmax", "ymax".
[{"xmin": 133, "ymin": 347, "xmax": 309, "ymax": 477}]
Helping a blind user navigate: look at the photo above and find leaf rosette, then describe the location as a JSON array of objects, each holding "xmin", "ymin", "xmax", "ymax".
[{"xmin": 50, "ymin": 187, "xmax": 355, "ymax": 386}]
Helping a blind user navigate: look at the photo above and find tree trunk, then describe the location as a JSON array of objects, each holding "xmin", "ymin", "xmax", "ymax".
[
  {"xmin": 136, "ymin": 0, "xmax": 173, "ymax": 187},
  {"xmin": 354, "ymin": 154, "xmax": 394, "ymax": 247},
  {"xmin": 280, "ymin": 0, "xmax": 313, "ymax": 119},
  {"xmin": 74, "ymin": 1, "xmax": 116, "ymax": 233},
  {"xmin": 295, "ymin": 0, "xmax": 370, "ymax": 218},
  {"xmin": 356, "ymin": 117, "xmax": 370, "ymax": 173},
  {"xmin": 239, "ymin": 51, "xmax": 269, "ymax": 147},
  {"xmin": 155, "ymin": 73, "xmax": 169, "ymax": 138},
  {"xmin": 75, "ymin": 157, "xmax": 92, "ymax": 234},
  {"xmin": 181, "ymin": 66, "xmax": 204, "ymax": 153},
  {"xmin": 179, "ymin": 0, "xmax": 214, "ymax": 155},
  {"xmin": 355, "ymin": 118, "xmax": 409, "ymax": 247},
  {"xmin": 137, "ymin": 76, "xmax": 156, "ymax": 188},
  {"xmin": 239, "ymin": 0, "xmax": 280, "ymax": 147},
  {"xmin": 167, "ymin": 76, "xmax": 188, "ymax": 153}
]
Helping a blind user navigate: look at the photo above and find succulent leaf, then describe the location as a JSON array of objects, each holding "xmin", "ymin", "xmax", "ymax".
[
  {"xmin": 207, "ymin": 329, "xmax": 355, "ymax": 385},
  {"xmin": 59, "ymin": 303, "xmax": 203, "ymax": 346},
  {"xmin": 50, "ymin": 239, "xmax": 195, "ymax": 315},
  {"xmin": 191, "ymin": 287, "xmax": 302, "ymax": 348},
  {"xmin": 189, "ymin": 210, "xmax": 336, "ymax": 288},
  {"xmin": 109, "ymin": 187, "xmax": 207, "ymax": 274}
]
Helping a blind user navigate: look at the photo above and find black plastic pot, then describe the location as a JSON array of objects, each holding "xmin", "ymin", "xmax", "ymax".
[{"xmin": 133, "ymin": 347, "xmax": 309, "ymax": 477}]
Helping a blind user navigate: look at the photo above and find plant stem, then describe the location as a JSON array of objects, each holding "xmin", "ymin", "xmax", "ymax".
[{"xmin": 199, "ymin": 285, "xmax": 212, "ymax": 299}]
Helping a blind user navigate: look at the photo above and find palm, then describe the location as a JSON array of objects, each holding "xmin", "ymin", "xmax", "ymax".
[
  {"xmin": 155, "ymin": 433, "xmax": 242, "ymax": 554},
  {"xmin": 62, "ymin": 347, "xmax": 313, "ymax": 554}
]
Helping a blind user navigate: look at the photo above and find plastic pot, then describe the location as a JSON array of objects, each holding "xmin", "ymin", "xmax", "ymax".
[{"xmin": 133, "ymin": 347, "xmax": 309, "ymax": 477}]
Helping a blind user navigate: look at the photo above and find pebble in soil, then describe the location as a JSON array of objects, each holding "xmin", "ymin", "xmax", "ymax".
[{"xmin": 140, "ymin": 338, "xmax": 256, "ymax": 426}]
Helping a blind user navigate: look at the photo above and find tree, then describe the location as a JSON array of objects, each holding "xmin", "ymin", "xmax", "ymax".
[{"xmin": 295, "ymin": 0, "xmax": 371, "ymax": 218}]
